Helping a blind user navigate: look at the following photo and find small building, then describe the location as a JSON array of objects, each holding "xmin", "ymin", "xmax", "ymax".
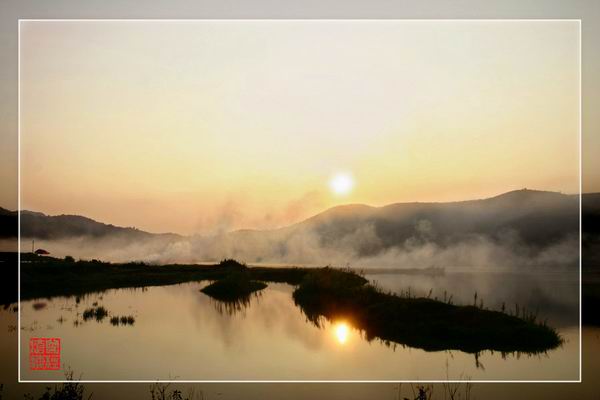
[{"xmin": 34, "ymin": 249, "xmax": 50, "ymax": 256}]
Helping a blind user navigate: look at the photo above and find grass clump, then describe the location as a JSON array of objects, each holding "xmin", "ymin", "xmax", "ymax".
[
  {"xmin": 218, "ymin": 258, "xmax": 246, "ymax": 268},
  {"xmin": 23, "ymin": 369, "xmax": 90, "ymax": 400},
  {"xmin": 82, "ymin": 306, "xmax": 108, "ymax": 322},
  {"xmin": 201, "ymin": 270, "xmax": 266, "ymax": 302},
  {"xmin": 110, "ymin": 315, "xmax": 135, "ymax": 326}
]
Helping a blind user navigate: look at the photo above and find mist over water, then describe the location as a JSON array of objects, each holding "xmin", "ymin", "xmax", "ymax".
[
  {"xmin": 29, "ymin": 226, "xmax": 579, "ymax": 272},
  {"xmin": 18, "ymin": 190, "xmax": 580, "ymax": 272}
]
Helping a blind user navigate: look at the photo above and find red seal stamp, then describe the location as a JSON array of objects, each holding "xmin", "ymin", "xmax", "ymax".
[{"xmin": 29, "ymin": 337, "xmax": 61, "ymax": 370}]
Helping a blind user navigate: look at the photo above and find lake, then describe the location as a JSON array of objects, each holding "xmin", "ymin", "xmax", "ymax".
[{"xmin": 17, "ymin": 270, "xmax": 580, "ymax": 381}]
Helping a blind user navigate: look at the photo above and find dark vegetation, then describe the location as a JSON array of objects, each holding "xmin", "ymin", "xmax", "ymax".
[
  {"xmin": 200, "ymin": 261, "xmax": 267, "ymax": 301},
  {"xmin": 13, "ymin": 254, "xmax": 308, "ymax": 304},
  {"xmin": 81, "ymin": 306, "xmax": 109, "ymax": 322},
  {"xmin": 150, "ymin": 383, "xmax": 205, "ymax": 400},
  {"xmin": 14, "ymin": 376, "xmax": 473, "ymax": 400},
  {"xmin": 200, "ymin": 261, "xmax": 268, "ymax": 315},
  {"xmin": 583, "ymin": 270, "xmax": 600, "ymax": 326},
  {"xmin": 201, "ymin": 273, "xmax": 266, "ymax": 301},
  {"xmin": 582, "ymin": 193, "xmax": 600, "ymax": 325},
  {"xmin": 110, "ymin": 315, "xmax": 135, "ymax": 326},
  {"xmin": 76, "ymin": 305, "xmax": 135, "ymax": 326},
  {"xmin": 11, "ymin": 253, "xmax": 562, "ymax": 354},
  {"xmin": 583, "ymin": 193, "xmax": 600, "ymax": 266},
  {"xmin": 395, "ymin": 380, "xmax": 474, "ymax": 400},
  {"xmin": 5, "ymin": 375, "xmax": 477, "ymax": 400},
  {"xmin": 22, "ymin": 370, "xmax": 90, "ymax": 400},
  {"xmin": 293, "ymin": 268, "xmax": 561, "ymax": 354}
]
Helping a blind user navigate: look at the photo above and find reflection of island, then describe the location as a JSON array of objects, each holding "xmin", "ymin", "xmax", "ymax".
[
  {"xmin": 187, "ymin": 282, "xmax": 329, "ymax": 353},
  {"xmin": 205, "ymin": 293, "xmax": 262, "ymax": 316},
  {"xmin": 199, "ymin": 260, "xmax": 267, "ymax": 316},
  {"xmin": 200, "ymin": 261, "xmax": 267, "ymax": 301}
]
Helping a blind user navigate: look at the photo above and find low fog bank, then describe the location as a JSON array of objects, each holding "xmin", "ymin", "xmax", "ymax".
[
  {"xmin": 22, "ymin": 225, "xmax": 580, "ymax": 328},
  {"xmin": 27, "ymin": 225, "xmax": 579, "ymax": 272}
]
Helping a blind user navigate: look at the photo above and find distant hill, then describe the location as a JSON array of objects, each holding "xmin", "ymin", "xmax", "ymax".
[
  {"xmin": 0, "ymin": 207, "xmax": 180, "ymax": 240},
  {"xmin": 221, "ymin": 189, "xmax": 582, "ymax": 262},
  {"xmin": 0, "ymin": 207, "xmax": 17, "ymax": 238},
  {"xmin": 1, "ymin": 189, "xmax": 598, "ymax": 267},
  {"xmin": 583, "ymin": 193, "xmax": 600, "ymax": 267},
  {"xmin": 290, "ymin": 189, "xmax": 579, "ymax": 254}
]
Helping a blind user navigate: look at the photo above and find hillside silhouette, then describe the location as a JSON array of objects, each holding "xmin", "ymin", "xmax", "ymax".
[{"xmin": 1, "ymin": 189, "xmax": 595, "ymax": 267}]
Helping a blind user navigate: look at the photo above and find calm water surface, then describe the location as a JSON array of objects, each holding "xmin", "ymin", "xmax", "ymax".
[{"xmin": 18, "ymin": 270, "xmax": 580, "ymax": 381}]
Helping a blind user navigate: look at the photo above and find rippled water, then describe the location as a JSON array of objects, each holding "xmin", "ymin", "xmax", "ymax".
[{"xmin": 17, "ymin": 271, "xmax": 579, "ymax": 381}]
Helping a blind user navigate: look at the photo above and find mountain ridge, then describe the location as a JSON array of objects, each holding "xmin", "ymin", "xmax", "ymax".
[
  {"xmin": 0, "ymin": 189, "xmax": 589, "ymax": 240},
  {"xmin": 1, "ymin": 189, "xmax": 594, "ymax": 266}
]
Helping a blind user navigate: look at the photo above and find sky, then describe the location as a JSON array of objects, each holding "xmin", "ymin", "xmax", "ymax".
[{"xmin": 18, "ymin": 20, "xmax": 579, "ymax": 235}]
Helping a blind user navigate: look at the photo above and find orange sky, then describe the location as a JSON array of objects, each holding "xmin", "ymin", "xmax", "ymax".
[{"xmin": 19, "ymin": 20, "xmax": 580, "ymax": 235}]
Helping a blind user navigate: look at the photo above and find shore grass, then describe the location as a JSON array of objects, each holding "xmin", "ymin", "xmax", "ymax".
[{"xmin": 11, "ymin": 252, "xmax": 562, "ymax": 354}]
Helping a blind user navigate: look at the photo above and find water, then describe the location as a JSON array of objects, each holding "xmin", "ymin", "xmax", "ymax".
[
  {"xmin": 17, "ymin": 271, "xmax": 580, "ymax": 381},
  {"xmin": 367, "ymin": 270, "xmax": 580, "ymax": 328}
]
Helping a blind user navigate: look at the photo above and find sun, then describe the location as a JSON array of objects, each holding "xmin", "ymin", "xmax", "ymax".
[
  {"xmin": 329, "ymin": 173, "xmax": 354, "ymax": 196},
  {"xmin": 334, "ymin": 322, "xmax": 350, "ymax": 344}
]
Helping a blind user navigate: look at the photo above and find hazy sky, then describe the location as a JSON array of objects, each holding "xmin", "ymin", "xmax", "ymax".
[{"xmin": 20, "ymin": 20, "xmax": 579, "ymax": 234}]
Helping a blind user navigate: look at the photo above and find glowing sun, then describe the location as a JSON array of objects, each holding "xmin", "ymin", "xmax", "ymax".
[
  {"xmin": 334, "ymin": 322, "xmax": 350, "ymax": 344},
  {"xmin": 329, "ymin": 173, "xmax": 354, "ymax": 196}
]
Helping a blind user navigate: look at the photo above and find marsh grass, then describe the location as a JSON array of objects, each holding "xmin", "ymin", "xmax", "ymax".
[
  {"xmin": 23, "ymin": 369, "xmax": 91, "ymax": 400},
  {"xmin": 81, "ymin": 306, "xmax": 108, "ymax": 322},
  {"xmin": 110, "ymin": 315, "xmax": 136, "ymax": 326},
  {"xmin": 149, "ymin": 383, "xmax": 205, "ymax": 400},
  {"xmin": 79, "ymin": 305, "xmax": 135, "ymax": 326},
  {"xmin": 293, "ymin": 268, "xmax": 562, "ymax": 354},
  {"xmin": 399, "ymin": 380, "xmax": 476, "ymax": 400}
]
